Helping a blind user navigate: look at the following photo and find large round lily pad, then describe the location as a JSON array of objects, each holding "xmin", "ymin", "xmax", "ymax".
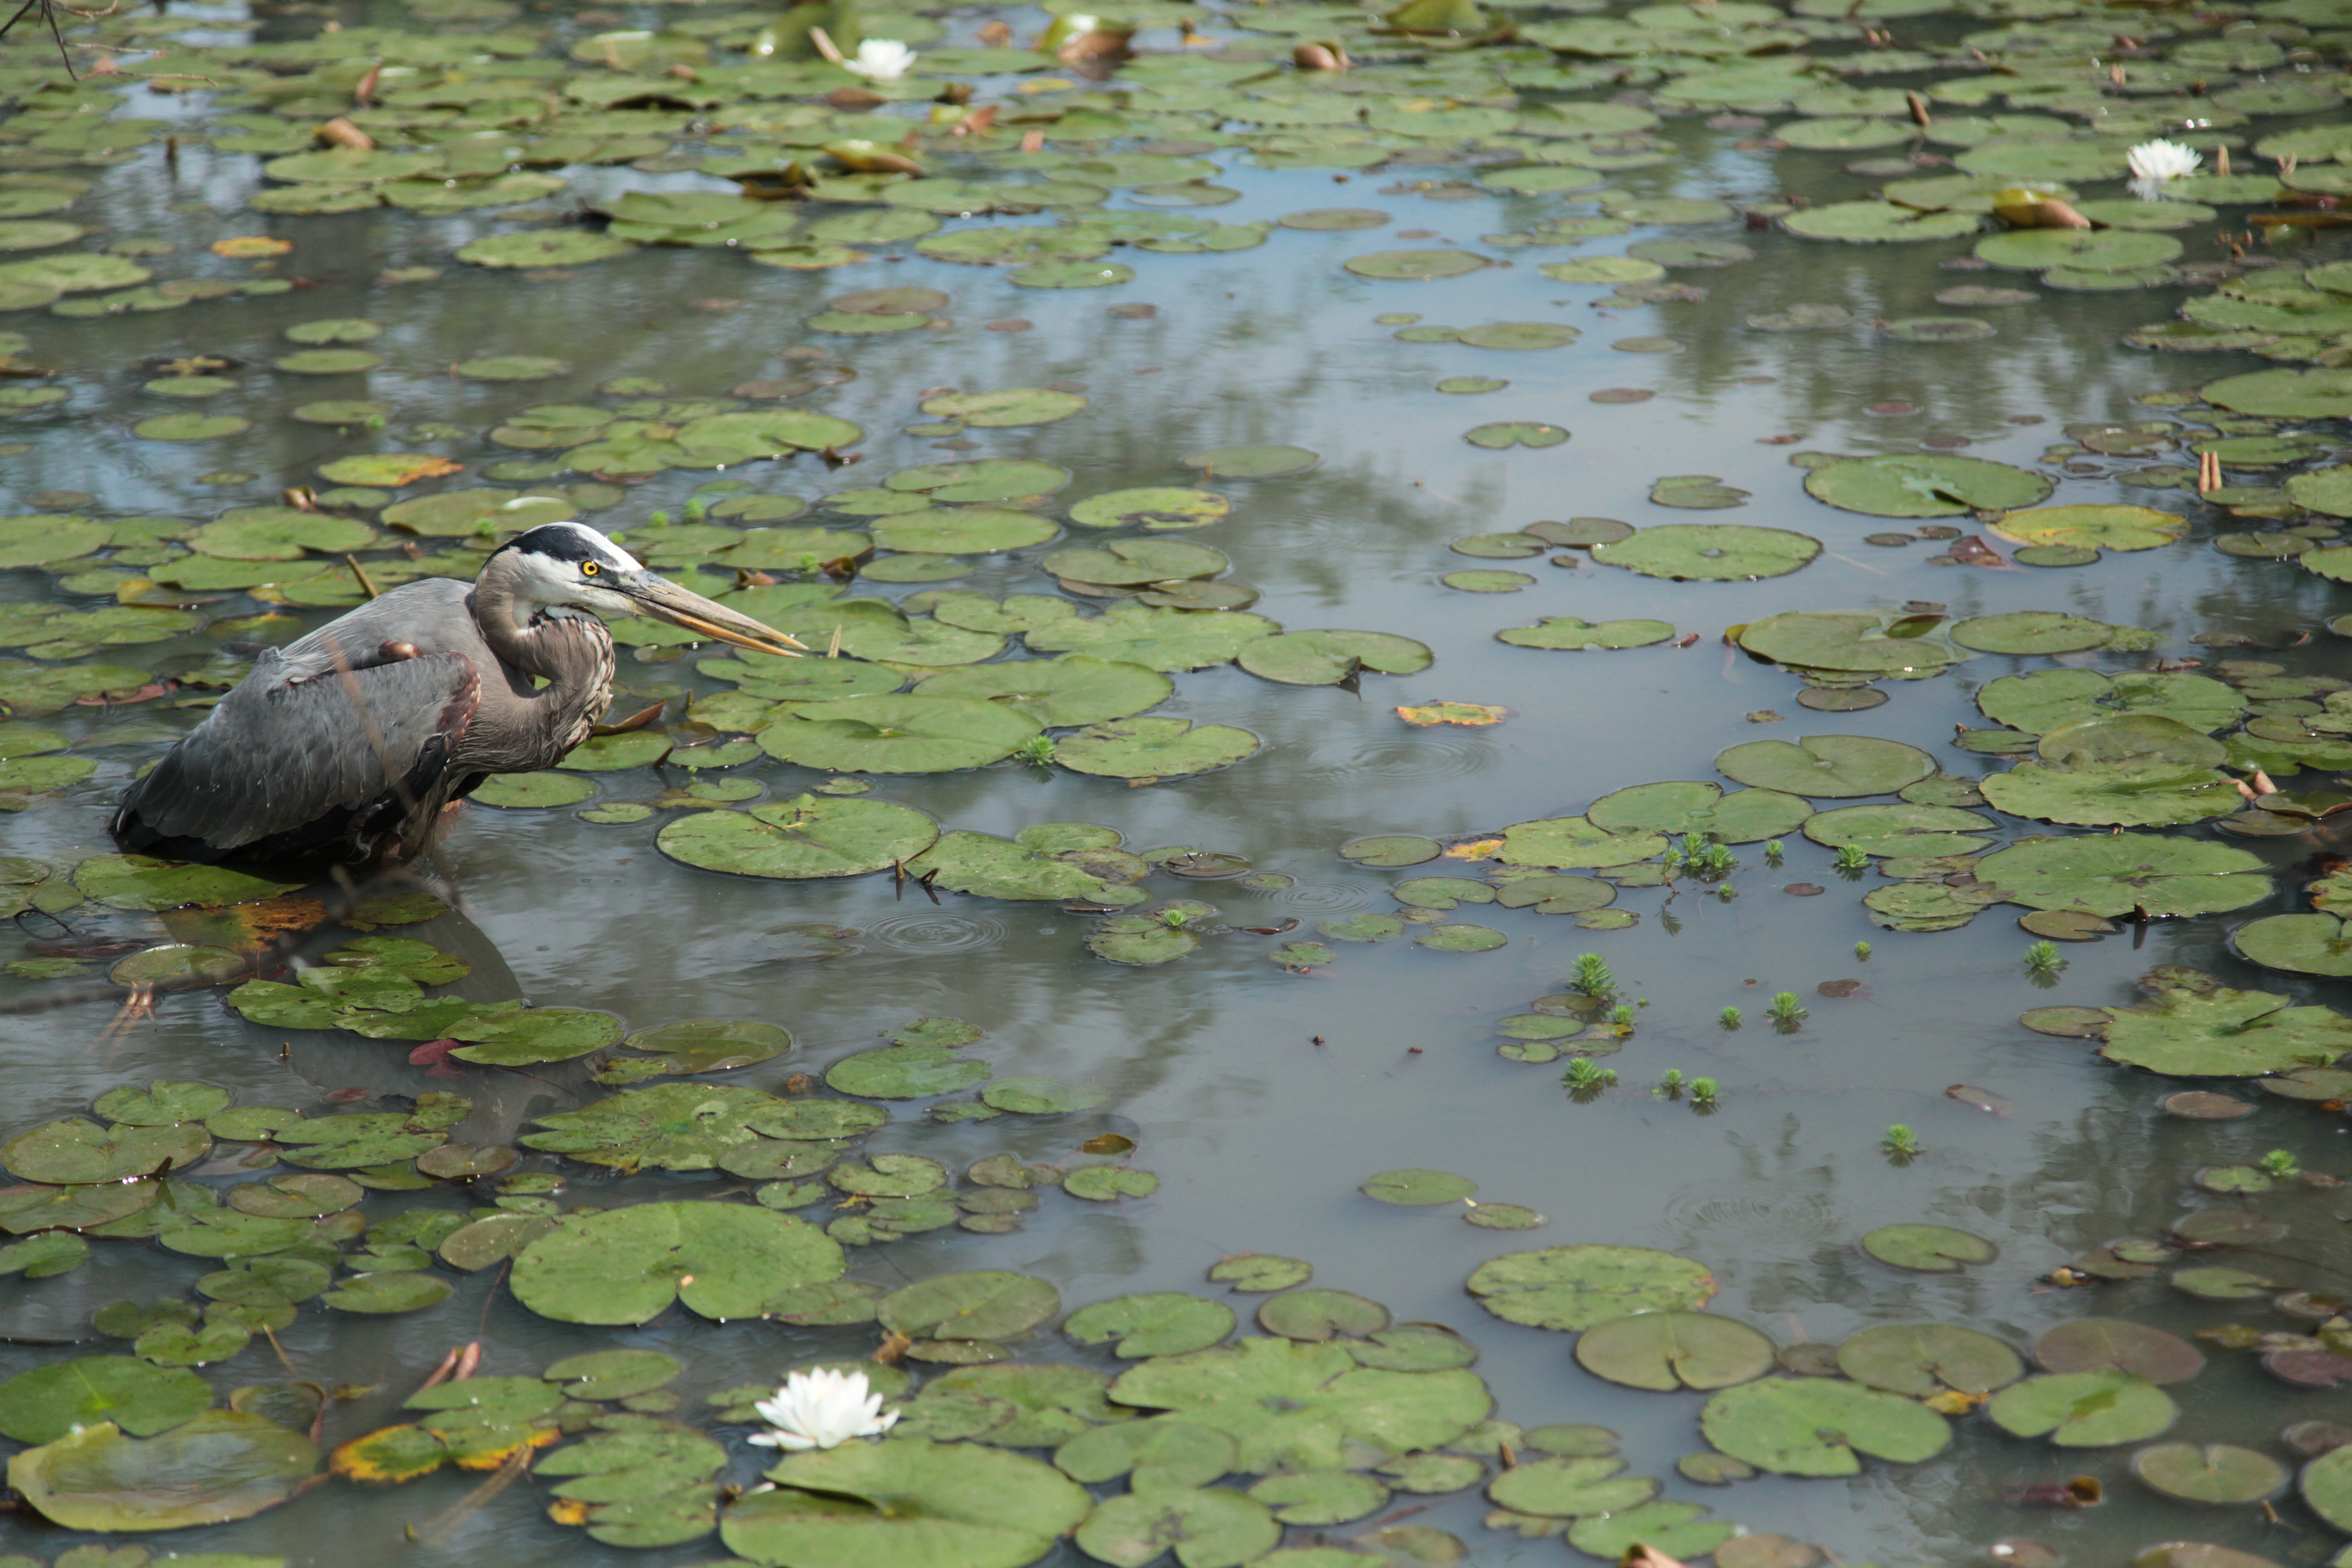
[
  {"xmin": 1467, "ymin": 1245, "xmax": 1715, "ymax": 1331},
  {"xmin": 879, "ymin": 1271, "xmax": 1060, "ymax": 1341},
  {"xmin": 758, "ymin": 696, "xmax": 1041, "ymax": 773},
  {"xmin": 2133, "ymin": 1443, "xmax": 2288, "ymax": 1504},
  {"xmin": 1575, "ymin": 1312, "xmax": 1774, "ymax": 1392},
  {"xmin": 1988, "ymin": 1371, "xmax": 2178, "ymax": 1446},
  {"xmin": 657, "ymin": 795, "xmax": 939, "ymax": 879},
  {"xmin": 916, "ymin": 658, "xmax": 1171, "ymax": 727},
  {"xmin": 1586, "ymin": 783, "xmax": 1813, "ymax": 843},
  {"xmin": 10, "ymin": 1412, "xmax": 319, "ymax": 1532},
  {"xmin": 1990, "ymin": 505, "xmax": 2189, "ymax": 552},
  {"xmin": 1589, "ymin": 524, "xmax": 1820, "ymax": 580},
  {"xmin": 722, "ymin": 1439, "xmax": 1091, "ymax": 1568},
  {"xmin": 1238, "ymin": 631, "xmax": 1432, "ymax": 686},
  {"xmin": 0, "ymin": 1357, "xmax": 211, "ymax": 1444},
  {"xmin": 1715, "ymin": 735, "xmax": 1935, "ymax": 797},
  {"xmin": 1973, "ymin": 834, "xmax": 2271, "ymax": 917},
  {"xmin": 1804, "ymin": 454, "xmax": 2052, "ymax": 517},
  {"xmin": 1836, "ymin": 1324, "xmax": 2024, "ymax": 1395},
  {"xmin": 511, "ymin": 1202, "xmax": 845, "ymax": 1325},
  {"xmin": 1109, "ymin": 1337, "xmax": 1490, "ymax": 1473},
  {"xmin": 1700, "ymin": 1380, "xmax": 1950, "ymax": 1475},
  {"xmin": 2233, "ymin": 915, "xmax": 2352, "ymax": 978}
]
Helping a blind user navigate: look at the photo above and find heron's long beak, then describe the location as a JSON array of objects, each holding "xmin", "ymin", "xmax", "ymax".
[{"xmin": 616, "ymin": 572, "xmax": 807, "ymax": 658}]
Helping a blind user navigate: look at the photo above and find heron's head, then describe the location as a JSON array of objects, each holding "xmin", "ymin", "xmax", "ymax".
[{"xmin": 489, "ymin": 521, "xmax": 805, "ymax": 658}]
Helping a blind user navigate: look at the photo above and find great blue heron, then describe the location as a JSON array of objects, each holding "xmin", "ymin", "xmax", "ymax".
[{"xmin": 113, "ymin": 521, "xmax": 805, "ymax": 867}]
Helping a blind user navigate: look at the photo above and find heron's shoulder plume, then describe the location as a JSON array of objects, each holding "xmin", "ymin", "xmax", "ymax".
[{"xmin": 496, "ymin": 520, "xmax": 642, "ymax": 572}]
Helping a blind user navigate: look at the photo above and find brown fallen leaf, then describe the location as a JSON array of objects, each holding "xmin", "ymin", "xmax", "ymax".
[
  {"xmin": 1622, "ymin": 1546, "xmax": 1689, "ymax": 1568},
  {"xmin": 1947, "ymin": 534, "xmax": 2018, "ymax": 570},
  {"xmin": 315, "ymin": 116, "xmax": 374, "ymax": 151}
]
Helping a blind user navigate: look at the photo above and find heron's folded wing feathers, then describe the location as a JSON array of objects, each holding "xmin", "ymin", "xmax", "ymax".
[{"xmin": 119, "ymin": 650, "xmax": 481, "ymax": 852}]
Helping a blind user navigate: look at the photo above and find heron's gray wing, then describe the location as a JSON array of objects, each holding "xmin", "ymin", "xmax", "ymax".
[{"xmin": 114, "ymin": 648, "xmax": 482, "ymax": 857}]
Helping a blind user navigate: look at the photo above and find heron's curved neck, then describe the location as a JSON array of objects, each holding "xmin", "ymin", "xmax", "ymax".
[{"xmin": 468, "ymin": 580, "xmax": 613, "ymax": 705}]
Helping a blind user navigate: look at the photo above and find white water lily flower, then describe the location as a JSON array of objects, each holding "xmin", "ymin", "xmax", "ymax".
[
  {"xmin": 747, "ymin": 1367, "xmax": 899, "ymax": 1451},
  {"xmin": 842, "ymin": 39, "xmax": 916, "ymax": 81},
  {"xmin": 2126, "ymin": 138, "xmax": 2201, "ymax": 199}
]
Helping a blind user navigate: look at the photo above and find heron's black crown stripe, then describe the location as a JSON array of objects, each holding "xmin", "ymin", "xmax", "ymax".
[{"xmin": 498, "ymin": 522, "xmax": 609, "ymax": 564}]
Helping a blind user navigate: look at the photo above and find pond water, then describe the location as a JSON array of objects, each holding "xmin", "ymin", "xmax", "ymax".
[{"xmin": 3, "ymin": 0, "xmax": 2352, "ymax": 1565}]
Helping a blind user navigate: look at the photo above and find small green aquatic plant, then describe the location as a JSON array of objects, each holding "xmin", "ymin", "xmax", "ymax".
[
  {"xmin": 1568, "ymin": 952, "xmax": 1615, "ymax": 998},
  {"xmin": 1763, "ymin": 840, "xmax": 1785, "ymax": 866},
  {"xmin": 1767, "ymin": 991, "xmax": 1807, "ymax": 1026},
  {"xmin": 683, "ymin": 497, "xmax": 708, "ymax": 522},
  {"xmin": 1161, "ymin": 907, "xmax": 1191, "ymax": 928},
  {"xmin": 1563, "ymin": 1056, "xmax": 1617, "ymax": 1093},
  {"xmin": 1855, "ymin": 941, "xmax": 1872, "ymax": 960},
  {"xmin": 1013, "ymin": 735, "xmax": 1057, "ymax": 770},
  {"xmin": 1833, "ymin": 844, "xmax": 1869, "ymax": 873},
  {"xmin": 2024, "ymin": 941, "xmax": 2064, "ymax": 975},
  {"xmin": 2261, "ymin": 1148, "xmax": 2302, "ymax": 1179},
  {"xmin": 1609, "ymin": 1003, "xmax": 1634, "ymax": 1026},
  {"xmin": 647, "ymin": 510, "xmax": 672, "ymax": 527},
  {"xmin": 1719, "ymin": 1006, "xmax": 1742, "ymax": 1030},
  {"xmin": 1655, "ymin": 1069, "xmax": 1685, "ymax": 1098},
  {"xmin": 1688, "ymin": 1077, "xmax": 1720, "ymax": 1109},
  {"xmin": 1883, "ymin": 1124, "xmax": 1921, "ymax": 1160},
  {"xmin": 1715, "ymin": 883, "xmax": 1737, "ymax": 902}
]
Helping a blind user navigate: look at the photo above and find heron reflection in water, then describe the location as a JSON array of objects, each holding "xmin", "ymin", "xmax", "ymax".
[{"xmin": 113, "ymin": 521, "xmax": 805, "ymax": 867}]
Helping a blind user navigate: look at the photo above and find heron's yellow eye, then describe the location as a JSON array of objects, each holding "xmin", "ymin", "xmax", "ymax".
[{"xmin": 581, "ymin": 561, "xmax": 599, "ymax": 576}]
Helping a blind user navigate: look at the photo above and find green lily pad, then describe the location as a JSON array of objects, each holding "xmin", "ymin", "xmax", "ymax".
[
  {"xmin": 722, "ymin": 1440, "xmax": 1091, "ymax": 1568},
  {"xmin": 1715, "ymin": 735, "xmax": 1935, "ymax": 797},
  {"xmin": 1109, "ymin": 1337, "xmax": 1490, "ymax": 1473},
  {"xmin": 1590, "ymin": 524, "xmax": 1820, "ymax": 579},
  {"xmin": 1238, "ymin": 630, "xmax": 1432, "ymax": 686},
  {"xmin": 1974, "ymin": 833, "xmax": 2272, "ymax": 917},
  {"xmin": 1977, "ymin": 670, "xmax": 2242, "ymax": 736},
  {"xmin": 1989, "ymin": 1371, "xmax": 2178, "ymax": 1447},
  {"xmin": 758, "ymin": 695, "xmax": 1041, "ymax": 773},
  {"xmin": 1486, "ymin": 1455, "xmax": 1655, "ymax": 1517},
  {"xmin": 133, "ymin": 414, "xmax": 250, "ymax": 442},
  {"xmin": 1977, "ymin": 228, "xmax": 2182, "ymax": 273},
  {"xmin": 1784, "ymin": 202, "xmax": 1982, "ymax": 242},
  {"xmin": 1700, "ymin": 1379, "xmax": 1951, "ymax": 1475},
  {"xmin": 1498, "ymin": 817, "xmax": 1668, "ymax": 870},
  {"xmin": 1738, "ymin": 610, "xmax": 1963, "ymax": 674},
  {"xmin": 2133, "ymin": 1443, "xmax": 2288, "ymax": 1504},
  {"xmin": 1068, "ymin": 487, "xmax": 1231, "ymax": 531},
  {"xmin": 1067, "ymin": 1295, "xmax": 1237, "ymax": 1359},
  {"xmin": 1991, "ymin": 505, "xmax": 2189, "ymax": 552},
  {"xmin": 1362, "ymin": 1169, "xmax": 1477, "ymax": 1205},
  {"xmin": 2302, "ymin": 1444, "xmax": 2352, "ymax": 1530},
  {"xmin": 1576, "ymin": 1311, "xmax": 1776, "ymax": 1392},
  {"xmin": 1468, "ymin": 1244, "xmax": 1715, "ymax": 1331},
  {"xmin": 880, "ymin": 1271, "xmax": 1059, "ymax": 1341},
  {"xmin": 600, "ymin": 1020, "xmax": 792, "ymax": 1083},
  {"xmin": 472, "ymin": 772, "xmax": 598, "ymax": 808},
  {"xmin": 919, "ymin": 388, "xmax": 1087, "ymax": 428},
  {"xmin": 1057, "ymin": 719, "xmax": 1261, "ymax": 779},
  {"xmin": 2, "ymin": 1120, "xmax": 207, "ymax": 1185},
  {"xmin": 903, "ymin": 826, "xmax": 1145, "ymax": 906},
  {"xmin": 1861, "ymin": 1224, "xmax": 1994, "ymax": 1271},
  {"xmin": 2226, "ymin": 910, "xmax": 2352, "ymax": 982},
  {"xmin": 1345, "ymin": 249, "xmax": 1490, "ymax": 280},
  {"xmin": 457, "ymin": 230, "xmax": 634, "ymax": 268},
  {"xmin": 9, "ymin": 1411, "xmax": 318, "ymax": 1531},
  {"xmin": 1498, "ymin": 617, "xmax": 1676, "ymax": 651},
  {"xmin": 656, "ymin": 795, "xmax": 939, "ymax": 879},
  {"xmin": 0, "ymin": 1357, "xmax": 211, "ymax": 1444},
  {"xmin": 1836, "ymin": 1324, "xmax": 2024, "ymax": 1395},
  {"xmin": 511, "ymin": 1202, "xmax": 844, "ymax": 1325},
  {"xmin": 1587, "ymin": 781, "xmax": 1812, "ymax": 842},
  {"xmin": 1804, "ymin": 454, "xmax": 2053, "ymax": 517},
  {"xmin": 1077, "ymin": 1485, "xmax": 1281, "ymax": 1568},
  {"xmin": 1464, "ymin": 422, "xmax": 1570, "ymax": 449}
]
